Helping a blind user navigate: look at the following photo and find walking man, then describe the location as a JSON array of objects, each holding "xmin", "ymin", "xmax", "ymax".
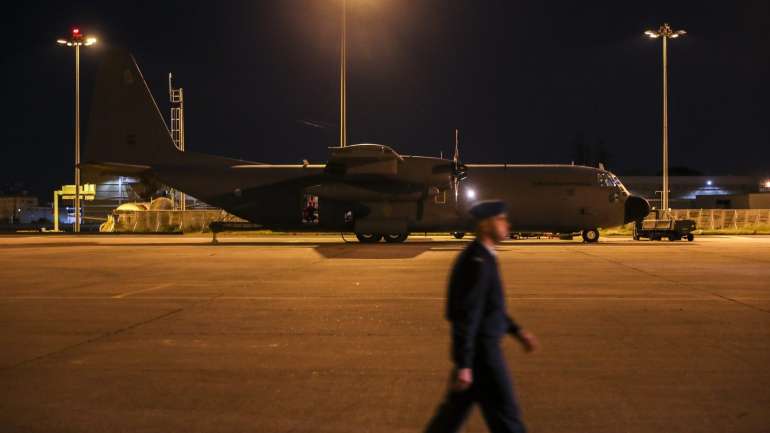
[{"xmin": 424, "ymin": 200, "xmax": 539, "ymax": 433}]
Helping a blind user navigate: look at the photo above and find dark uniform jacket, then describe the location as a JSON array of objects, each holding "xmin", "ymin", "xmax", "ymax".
[{"xmin": 446, "ymin": 239, "xmax": 521, "ymax": 369}]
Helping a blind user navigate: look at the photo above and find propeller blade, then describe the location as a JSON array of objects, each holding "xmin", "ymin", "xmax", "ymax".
[
  {"xmin": 453, "ymin": 177, "xmax": 459, "ymax": 208},
  {"xmin": 452, "ymin": 129, "xmax": 462, "ymax": 210},
  {"xmin": 453, "ymin": 128, "xmax": 460, "ymax": 166}
]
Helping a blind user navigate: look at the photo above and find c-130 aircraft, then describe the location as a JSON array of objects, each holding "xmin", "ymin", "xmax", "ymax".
[{"xmin": 84, "ymin": 50, "xmax": 650, "ymax": 243}]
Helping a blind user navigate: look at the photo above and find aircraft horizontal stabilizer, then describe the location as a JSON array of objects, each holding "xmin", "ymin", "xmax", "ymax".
[{"xmin": 79, "ymin": 162, "xmax": 152, "ymax": 176}]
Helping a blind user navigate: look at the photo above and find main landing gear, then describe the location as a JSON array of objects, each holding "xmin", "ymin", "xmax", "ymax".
[
  {"xmin": 383, "ymin": 233, "xmax": 409, "ymax": 243},
  {"xmin": 582, "ymin": 228, "xmax": 600, "ymax": 243},
  {"xmin": 355, "ymin": 233, "xmax": 409, "ymax": 243},
  {"xmin": 355, "ymin": 233, "xmax": 382, "ymax": 243}
]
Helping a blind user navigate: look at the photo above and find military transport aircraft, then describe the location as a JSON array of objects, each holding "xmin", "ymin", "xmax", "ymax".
[{"xmin": 83, "ymin": 50, "xmax": 650, "ymax": 243}]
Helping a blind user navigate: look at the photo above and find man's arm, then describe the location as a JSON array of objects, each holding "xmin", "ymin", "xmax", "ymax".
[
  {"xmin": 506, "ymin": 315, "xmax": 521, "ymax": 337},
  {"xmin": 506, "ymin": 314, "xmax": 539, "ymax": 353}
]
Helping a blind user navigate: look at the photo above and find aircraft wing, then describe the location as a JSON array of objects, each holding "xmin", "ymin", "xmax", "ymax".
[{"xmin": 324, "ymin": 144, "xmax": 402, "ymax": 177}]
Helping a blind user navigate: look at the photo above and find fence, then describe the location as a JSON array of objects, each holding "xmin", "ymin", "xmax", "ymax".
[
  {"xmin": 102, "ymin": 208, "xmax": 770, "ymax": 233},
  {"xmin": 670, "ymin": 209, "xmax": 770, "ymax": 231},
  {"xmin": 101, "ymin": 210, "xmax": 247, "ymax": 233}
]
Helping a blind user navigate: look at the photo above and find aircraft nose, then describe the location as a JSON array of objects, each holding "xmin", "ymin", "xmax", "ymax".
[{"xmin": 624, "ymin": 195, "xmax": 650, "ymax": 223}]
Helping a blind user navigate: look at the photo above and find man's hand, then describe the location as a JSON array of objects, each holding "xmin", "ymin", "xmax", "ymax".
[
  {"xmin": 452, "ymin": 368, "xmax": 473, "ymax": 391},
  {"xmin": 516, "ymin": 330, "xmax": 539, "ymax": 353}
]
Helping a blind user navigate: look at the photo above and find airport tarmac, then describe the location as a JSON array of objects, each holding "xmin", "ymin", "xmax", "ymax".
[{"xmin": 1, "ymin": 234, "xmax": 769, "ymax": 433}]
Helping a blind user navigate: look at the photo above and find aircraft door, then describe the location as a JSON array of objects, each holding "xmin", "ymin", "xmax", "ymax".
[
  {"xmin": 301, "ymin": 194, "xmax": 319, "ymax": 225},
  {"xmin": 561, "ymin": 185, "xmax": 594, "ymax": 230}
]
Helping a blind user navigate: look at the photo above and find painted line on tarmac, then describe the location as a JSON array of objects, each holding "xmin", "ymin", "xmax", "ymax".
[
  {"xmin": 2, "ymin": 295, "xmax": 767, "ymax": 302},
  {"xmin": 112, "ymin": 283, "xmax": 174, "ymax": 299},
  {"xmin": 0, "ymin": 293, "xmax": 223, "ymax": 372},
  {"xmin": 571, "ymin": 249, "xmax": 770, "ymax": 314}
]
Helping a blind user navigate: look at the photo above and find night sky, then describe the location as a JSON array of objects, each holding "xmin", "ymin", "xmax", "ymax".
[{"xmin": 3, "ymin": 1, "xmax": 769, "ymax": 199}]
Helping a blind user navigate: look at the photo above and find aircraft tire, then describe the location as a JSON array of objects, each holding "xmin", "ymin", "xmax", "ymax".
[
  {"xmin": 452, "ymin": 232, "xmax": 466, "ymax": 239},
  {"xmin": 687, "ymin": 233, "xmax": 694, "ymax": 242},
  {"xmin": 582, "ymin": 228, "xmax": 600, "ymax": 243},
  {"xmin": 384, "ymin": 233, "xmax": 409, "ymax": 243},
  {"xmin": 356, "ymin": 233, "xmax": 383, "ymax": 243}
]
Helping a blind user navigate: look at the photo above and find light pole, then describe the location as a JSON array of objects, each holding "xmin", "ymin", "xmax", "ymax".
[
  {"xmin": 57, "ymin": 28, "xmax": 97, "ymax": 232},
  {"xmin": 645, "ymin": 23, "xmax": 685, "ymax": 211},
  {"xmin": 339, "ymin": 0, "xmax": 348, "ymax": 148}
]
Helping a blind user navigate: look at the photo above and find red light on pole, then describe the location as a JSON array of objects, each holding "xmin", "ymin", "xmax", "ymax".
[{"xmin": 72, "ymin": 28, "xmax": 80, "ymax": 35}]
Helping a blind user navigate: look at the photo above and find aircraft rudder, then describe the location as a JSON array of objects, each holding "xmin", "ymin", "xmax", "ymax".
[{"xmin": 84, "ymin": 48, "xmax": 178, "ymax": 168}]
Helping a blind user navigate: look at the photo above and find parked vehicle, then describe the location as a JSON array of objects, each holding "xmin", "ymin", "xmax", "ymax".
[{"xmin": 633, "ymin": 209, "xmax": 696, "ymax": 241}]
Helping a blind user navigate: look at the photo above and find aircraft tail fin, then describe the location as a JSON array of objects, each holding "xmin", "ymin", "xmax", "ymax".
[{"xmin": 84, "ymin": 49, "xmax": 178, "ymax": 168}]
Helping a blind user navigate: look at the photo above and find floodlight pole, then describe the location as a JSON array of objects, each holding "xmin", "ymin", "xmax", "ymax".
[
  {"xmin": 661, "ymin": 33, "xmax": 669, "ymax": 211},
  {"xmin": 57, "ymin": 29, "xmax": 96, "ymax": 232},
  {"xmin": 645, "ymin": 23, "xmax": 685, "ymax": 211},
  {"xmin": 74, "ymin": 42, "xmax": 81, "ymax": 232},
  {"xmin": 339, "ymin": 0, "xmax": 347, "ymax": 148}
]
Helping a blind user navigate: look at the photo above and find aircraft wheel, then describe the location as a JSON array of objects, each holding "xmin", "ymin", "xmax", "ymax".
[
  {"xmin": 356, "ymin": 233, "xmax": 383, "ymax": 243},
  {"xmin": 687, "ymin": 233, "xmax": 694, "ymax": 242},
  {"xmin": 582, "ymin": 228, "xmax": 600, "ymax": 243},
  {"xmin": 510, "ymin": 233, "xmax": 520, "ymax": 240},
  {"xmin": 452, "ymin": 232, "xmax": 466, "ymax": 239},
  {"xmin": 384, "ymin": 233, "xmax": 409, "ymax": 243}
]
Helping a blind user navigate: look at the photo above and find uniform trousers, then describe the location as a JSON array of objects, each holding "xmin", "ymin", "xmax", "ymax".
[{"xmin": 424, "ymin": 337, "xmax": 526, "ymax": 433}]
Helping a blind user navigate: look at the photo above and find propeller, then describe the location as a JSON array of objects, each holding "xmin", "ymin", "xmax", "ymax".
[{"xmin": 451, "ymin": 129, "xmax": 468, "ymax": 208}]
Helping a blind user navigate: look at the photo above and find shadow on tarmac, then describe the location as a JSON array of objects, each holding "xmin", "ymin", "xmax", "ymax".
[{"xmin": 313, "ymin": 243, "xmax": 438, "ymax": 259}]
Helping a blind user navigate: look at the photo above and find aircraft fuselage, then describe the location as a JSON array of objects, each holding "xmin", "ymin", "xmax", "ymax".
[{"xmin": 149, "ymin": 151, "xmax": 645, "ymax": 235}]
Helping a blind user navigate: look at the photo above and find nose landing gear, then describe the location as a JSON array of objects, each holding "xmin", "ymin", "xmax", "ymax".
[{"xmin": 582, "ymin": 228, "xmax": 600, "ymax": 243}]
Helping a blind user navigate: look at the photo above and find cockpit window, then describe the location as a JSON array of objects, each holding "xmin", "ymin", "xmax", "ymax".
[
  {"xmin": 598, "ymin": 172, "xmax": 630, "ymax": 195},
  {"xmin": 597, "ymin": 172, "xmax": 614, "ymax": 187},
  {"xmin": 597, "ymin": 172, "xmax": 629, "ymax": 193}
]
